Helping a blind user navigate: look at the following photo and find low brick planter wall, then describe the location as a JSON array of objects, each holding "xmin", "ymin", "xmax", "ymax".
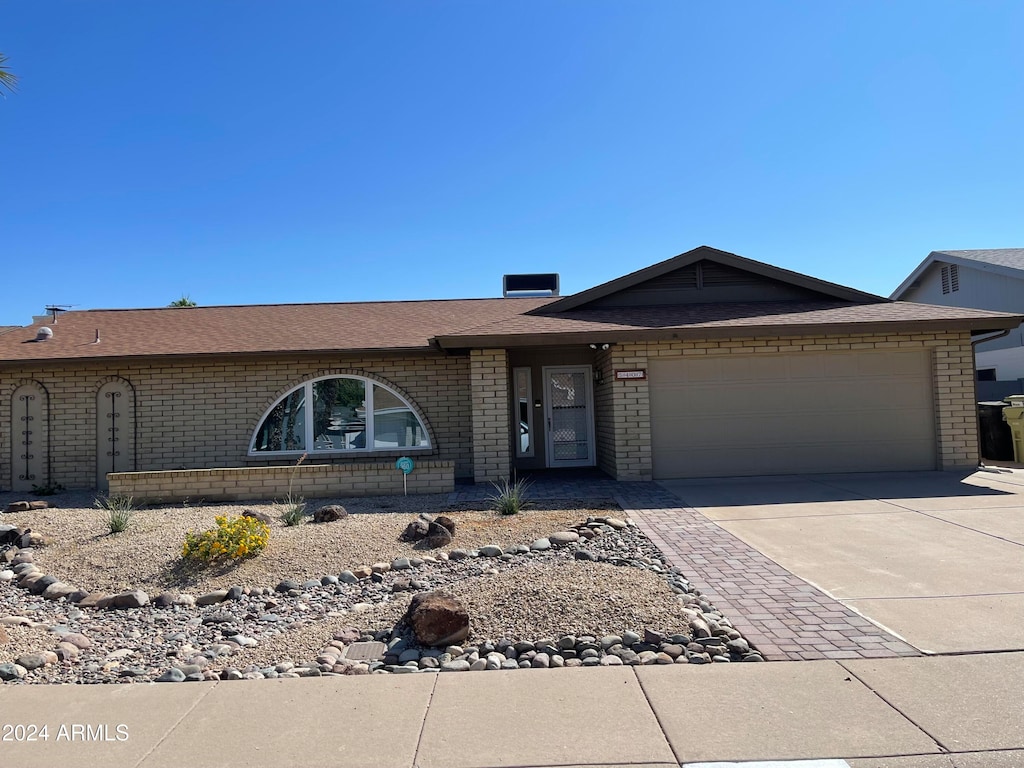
[{"xmin": 107, "ymin": 461, "xmax": 454, "ymax": 502}]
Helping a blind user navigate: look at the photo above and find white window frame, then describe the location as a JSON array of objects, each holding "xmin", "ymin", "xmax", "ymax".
[{"xmin": 248, "ymin": 374, "xmax": 431, "ymax": 456}]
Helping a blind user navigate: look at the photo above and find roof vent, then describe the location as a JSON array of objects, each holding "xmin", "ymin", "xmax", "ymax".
[
  {"xmin": 35, "ymin": 327, "xmax": 53, "ymax": 341},
  {"xmin": 502, "ymin": 273, "xmax": 560, "ymax": 298}
]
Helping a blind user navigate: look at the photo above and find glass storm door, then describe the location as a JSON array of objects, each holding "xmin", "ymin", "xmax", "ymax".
[{"xmin": 543, "ymin": 366, "xmax": 595, "ymax": 468}]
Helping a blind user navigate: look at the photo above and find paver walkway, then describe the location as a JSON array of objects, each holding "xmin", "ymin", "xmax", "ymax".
[{"xmin": 451, "ymin": 474, "xmax": 919, "ymax": 661}]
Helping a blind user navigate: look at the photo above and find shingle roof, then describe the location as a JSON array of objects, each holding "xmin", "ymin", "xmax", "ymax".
[
  {"xmin": 0, "ymin": 298, "xmax": 554, "ymax": 363},
  {"xmin": 436, "ymin": 300, "xmax": 1023, "ymax": 347},
  {"xmin": 933, "ymin": 249, "xmax": 1024, "ymax": 270},
  {"xmin": 3, "ymin": 248, "xmax": 1021, "ymax": 364},
  {"xmin": 891, "ymin": 248, "xmax": 1024, "ymax": 299}
]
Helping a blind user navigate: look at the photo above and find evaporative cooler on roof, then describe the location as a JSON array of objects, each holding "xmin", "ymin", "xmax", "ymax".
[{"xmin": 502, "ymin": 273, "xmax": 560, "ymax": 298}]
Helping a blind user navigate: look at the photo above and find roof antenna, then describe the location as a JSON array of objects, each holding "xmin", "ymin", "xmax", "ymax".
[{"xmin": 44, "ymin": 304, "xmax": 73, "ymax": 323}]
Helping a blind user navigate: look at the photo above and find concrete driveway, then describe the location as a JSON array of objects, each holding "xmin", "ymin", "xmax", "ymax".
[{"xmin": 659, "ymin": 468, "xmax": 1024, "ymax": 654}]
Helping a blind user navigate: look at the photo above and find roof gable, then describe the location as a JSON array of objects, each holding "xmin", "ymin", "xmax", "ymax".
[
  {"xmin": 891, "ymin": 249, "xmax": 1024, "ymax": 299},
  {"xmin": 533, "ymin": 246, "xmax": 883, "ymax": 314}
]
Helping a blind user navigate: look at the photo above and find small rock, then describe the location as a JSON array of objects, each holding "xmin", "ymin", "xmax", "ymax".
[
  {"xmin": 313, "ymin": 504, "xmax": 348, "ymax": 523},
  {"xmin": 338, "ymin": 570, "xmax": 358, "ymax": 584},
  {"xmin": 351, "ymin": 566, "xmax": 373, "ymax": 580},
  {"xmin": 401, "ymin": 519, "xmax": 430, "ymax": 541},
  {"xmin": 0, "ymin": 662, "xmax": 25, "ymax": 680},
  {"xmin": 16, "ymin": 653, "xmax": 47, "ymax": 670},
  {"xmin": 479, "ymin": 545, "xmax": 503, "ymax": 557},
  {"xmin": 392, "ymin": 557, "xmax": 412, "ymax": 571},
  {"xmin": 440, "ymin": 659, "xmax": 471, "ymax": 672},
  {"xmin": 424, "ymin": 522, "xmax": 453, "ymax": 548},
  {"xmin": 275, "ymin": 580, "xmax": 301, "ymax": 593},
  {"xmin": 6, "ymin": 501, "xmax": 31, "ymax": 513},
  {"xmin": 111, "ymin": 590, "xmax": 149, "ymax": 609},
  {"xmin": 156, "ymin": 668, "xmax": 187, "ymax": 683},
  {"xmin": 549, "ymin": 531, "xmax": 580, "ymax": 546},
  {"xmin": 434, "ymin": 515, "xmax": 456, "ymax": 536},
  {"xmin": 42, "ymin": 582, "xmax": 78, "ymax": 601},
  {"xmin": 726, "ymin": 638, "xmax": 750, "ymax": 655},
  {"xmin": 196, "ymin": 590, "xmax": 229, "ymax": 606},
  {"xmin": 599, "ymin": 655, "xmax": 623, "ymax": 666},
  {"xmin": 371, "ymin": 562, "xmax": 391, "ymax": 574},
  {"xmin": 76, "ymin": 593, "xmax": 108, "ymax": 609},
  {"xmin": 61, "ymin": 633, "xmax": 93, "ymax": 649},
  {"xmin": 574, "ymin": 549, "xmax": 597, "ymax": 561}
]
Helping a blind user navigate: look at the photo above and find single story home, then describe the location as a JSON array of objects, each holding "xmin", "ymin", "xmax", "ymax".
[{"xmin": 1, "ymin": 246, "xmax": 1019, "ymax": 500}]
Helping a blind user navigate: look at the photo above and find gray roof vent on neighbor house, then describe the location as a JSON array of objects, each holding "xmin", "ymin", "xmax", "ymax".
[
  {"xmin": 502, "ymin": 273, "xmax": 560, "ymax": 298},
  {"xmin": 35, "ymin": 326, "xmax": 53, "ymax": 341}
]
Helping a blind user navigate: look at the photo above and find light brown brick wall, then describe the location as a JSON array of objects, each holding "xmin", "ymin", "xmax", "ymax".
[
  {"xmin": 0, "ymin": 353, "xmax": 472, "ymax": 490},
  {"xmin": 593, "ymin": 348, "xmax": 616, "ymax": 477},
  {"xmin": 108, "ymin": 460, "xmax": 455, "ymax": 502},
  {"xmin": 600, "ymin": 330, "xmax": 978, "ymax": 479},
  {"xmin": 470, "ymin": 349, "xmax": 510, "ymax": 483}
]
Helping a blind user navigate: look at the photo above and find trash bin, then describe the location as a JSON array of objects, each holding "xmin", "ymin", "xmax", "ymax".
[
  {"xmin": 979, "ymin": 402, "xmax": 1015, "ymax": 461},
  {"xmin": 1001, "ymin": 397, "xmax": 1024, "ymax": 462}
]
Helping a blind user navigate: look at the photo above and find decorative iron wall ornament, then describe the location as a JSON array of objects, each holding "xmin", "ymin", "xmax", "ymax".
[
  {"xmin": 105, "ymin": 389, "xmax": 122, "ymax": 472},
  {"xmin": 18, "ymin": 392, "xmax": 35, "ymax": 483}
]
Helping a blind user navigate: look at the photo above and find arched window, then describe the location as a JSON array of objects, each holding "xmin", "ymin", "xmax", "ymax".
[{"xmin": 250, "ymin": 375, "xmax": 431, "ymax": 455}]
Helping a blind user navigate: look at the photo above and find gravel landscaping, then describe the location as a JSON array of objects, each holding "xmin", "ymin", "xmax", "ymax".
[{"xmin": 0, "ymin": 488, "xmax": 762, "ymax": 684}]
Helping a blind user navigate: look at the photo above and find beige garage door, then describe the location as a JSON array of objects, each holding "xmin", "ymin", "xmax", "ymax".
[{"xmin": 649, "ymin": 350, "xmax": 936, "ymax": 479}]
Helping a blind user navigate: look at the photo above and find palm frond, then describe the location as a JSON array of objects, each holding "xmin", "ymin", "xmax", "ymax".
[{"xmin": 0, "ymin": 53, "xmax": 20, "ymax": 95}]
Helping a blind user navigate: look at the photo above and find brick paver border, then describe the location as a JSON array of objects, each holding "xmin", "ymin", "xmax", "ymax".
[
  {"xmin": 452, "ymin": 474, "xmax": 921, "ymax": 662},
  {"xmin": 613, "ymin": 485, "xmax": 921, "ymax": 661}
]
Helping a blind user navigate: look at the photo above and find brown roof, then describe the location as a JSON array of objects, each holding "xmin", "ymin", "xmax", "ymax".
[
  {"xmin": 435, "ymin": 300, "xmax": 1024, "ymax": 348},
  {"xmin": 0, "ymin": 298, "xmax": 554, "ymax": 363}
]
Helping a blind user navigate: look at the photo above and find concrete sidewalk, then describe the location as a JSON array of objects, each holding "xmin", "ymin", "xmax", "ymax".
[{"xmin": 3, "ymin": 652, "xmax": 1022, "ymax": 768}]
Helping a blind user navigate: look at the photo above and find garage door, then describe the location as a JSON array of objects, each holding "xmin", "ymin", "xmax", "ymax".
[{"xmin": 649, "ymin": 350, "xmax": 936, "ymax": 479}]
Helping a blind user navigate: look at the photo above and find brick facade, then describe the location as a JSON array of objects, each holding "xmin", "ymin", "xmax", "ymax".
[
  {"xmin": 470, "ymin": 348, "xmax": 511, "ymax": 483},
  {"xmin": 1, "ymin": 352, "xmax": 471, "ymax": 491},
  {"xmin": 108, "ymin": 460, "xmax": 454, "ymax": 502},
  {"xmin": 598, "ymin": 330, "xmax": 978, "ymax": 480},
  {"xmin": 0, "ymin": 329, "xmax": 981, "ymax": 493}
]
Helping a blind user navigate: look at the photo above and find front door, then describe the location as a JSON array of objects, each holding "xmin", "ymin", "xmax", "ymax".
[{"xmin": 543, "ymin": 366, "xmax": 595, "ymax": 468}]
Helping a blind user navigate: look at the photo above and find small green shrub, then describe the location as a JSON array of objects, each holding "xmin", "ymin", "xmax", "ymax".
[
  {"xmin": 31, "ymin": 481, "xmax": 65, "ymax": 496},
  {"xmin": 182, "ymin": 515, "xmax": 270, "ymax": 563},
  {"xmin": 489, "ymin": 476, "xmax": 532, "ymax": 516},
  {"xmin": 279, "ymin": 494, "xmax": 307, "ymax": 527},
  {"xmin": 94, "ymin": 494, "xmax": 135, "ymax": 533}
]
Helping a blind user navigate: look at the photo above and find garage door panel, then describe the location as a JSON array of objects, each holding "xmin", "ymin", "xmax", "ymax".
[{"xmin": 649, "ymin": 351, "xmax": 935, "ymax": 479}]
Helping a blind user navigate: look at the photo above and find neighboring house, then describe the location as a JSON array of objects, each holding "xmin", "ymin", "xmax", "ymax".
[
  {"xmin": 891, "ymin": 249, "xmax": 1024, "ymax": 390},
  {"xmin": 1, "ymin": 246, "xmax": 1019, "ymax": 500}
]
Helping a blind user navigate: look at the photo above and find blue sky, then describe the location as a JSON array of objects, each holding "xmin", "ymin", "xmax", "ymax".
[{"xmin": 1, "ymin": 2, "xmax": 1022, "ymax": 326}]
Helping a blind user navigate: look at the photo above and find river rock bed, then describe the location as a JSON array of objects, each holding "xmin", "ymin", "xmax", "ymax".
[{"xmin": 0, "ymin": 515, "xmax": 763, "ymax": 684}]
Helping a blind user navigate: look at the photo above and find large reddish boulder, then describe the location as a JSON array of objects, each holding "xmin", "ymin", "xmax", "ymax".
[{"xmin": 403, "ymin": 591, "xmax": 469, "ymax": 647}]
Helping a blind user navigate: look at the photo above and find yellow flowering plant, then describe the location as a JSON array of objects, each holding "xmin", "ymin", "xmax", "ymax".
[{"xmin": 182, "ymin": 515, "xmax": 270, "ymax": 563}]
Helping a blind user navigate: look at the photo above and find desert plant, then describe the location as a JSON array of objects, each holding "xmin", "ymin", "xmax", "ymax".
[
  {"xmin": 94, "ymin": 494, "xmax": 135, "ymax": 533},
  {"xmin": 278, "ymin": 452, "xmax": 308, "ymax": 526},
  {"xmin": 489, "ymin": 475, "xmax": 532, "ymax": 516},
  {"xmin": 279, "ymin": 494, "xmax": 307, "ymax": 526},
  {"xmin": 182, "ymin": 515, "xmax": 270, "ymax": 563}
]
